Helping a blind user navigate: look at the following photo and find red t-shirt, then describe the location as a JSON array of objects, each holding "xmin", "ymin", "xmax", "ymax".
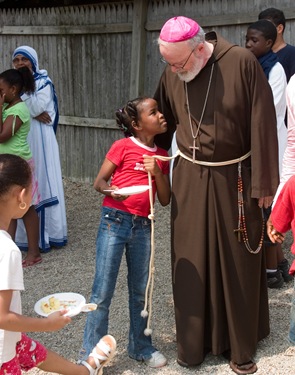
[
  {"xmin": 271, "ymin": 175, "xmax": 295, "ymax": 274},
  {"xmin": 102, "ymin": 137, "xmax": 169, "ymax": 217}
]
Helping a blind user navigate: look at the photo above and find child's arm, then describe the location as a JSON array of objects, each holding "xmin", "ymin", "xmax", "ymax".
[
  {"xmin": 143, "ymin": 155, "xmax": 170, "ymax": 206},
  {"xmin": 266, "ymin": 216, "xmax": 285, "ymax": 244},
  {"xmin": 0, "ymin": 290, "xmax": 71, "ymax": 333},
  {"xmin": 94, "ymin": 158, "xmax": 117, "ymax": 194},
  {"xmin": 0, "ymin": 115, "xmax": 23, "ymax": 143},
  {"xmin": 267, "ymin": 176, "xmax": 295, "ymax": 243},
  {"xmin": 0, "ymin": 93, "xmax": 23, "ymax": 141},
  {"xmin": 93, "ymin": 158, "xmax": 128, "ymax": 201}
]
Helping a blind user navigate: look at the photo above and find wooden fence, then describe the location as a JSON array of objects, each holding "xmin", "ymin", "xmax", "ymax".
[{"xmin": 0, "ymin": 0, "xmax": 294, "ymax": 181}]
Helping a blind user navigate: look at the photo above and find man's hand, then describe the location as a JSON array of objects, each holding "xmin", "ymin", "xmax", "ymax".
[{"xmin": 258, "ymin": 196, "xmax": 273, "ymax": 208}]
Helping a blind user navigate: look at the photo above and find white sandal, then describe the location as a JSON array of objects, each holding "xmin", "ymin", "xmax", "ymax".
[
  {"xmin": 82, "ymin": 334, "xmax": 116, "ymax": 375},
  {"xmin": 284, "ymin": 346, "xmax": 295, "ymax": 356}
]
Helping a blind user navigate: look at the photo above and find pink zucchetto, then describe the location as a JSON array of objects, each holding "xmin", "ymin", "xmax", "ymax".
[{"xmin": 159, "ymin": 16, "xmax": 200, "ymax": 43}]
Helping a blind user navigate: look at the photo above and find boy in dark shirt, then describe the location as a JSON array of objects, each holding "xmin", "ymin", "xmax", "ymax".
[
  {"xmin": 246, "ymin": 19, "xmax": 289, "ymax": 289},
  {"xmin": 259, "ymin": 7, "xmax": 295, "ymax": 82}
]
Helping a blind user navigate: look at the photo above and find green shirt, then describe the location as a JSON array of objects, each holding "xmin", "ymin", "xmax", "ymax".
[{"xmin": 0, "ymin": 101, "xmax": 32, "ymax": 160}]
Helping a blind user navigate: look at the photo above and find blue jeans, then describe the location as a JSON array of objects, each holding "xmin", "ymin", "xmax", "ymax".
[
  {"xmin": 80, "ymin": 207, "xmax": 157, "ymax": 361},
  {"xmin": 289, "ymin": 279, "xmax": 295, "ymax": 344}
]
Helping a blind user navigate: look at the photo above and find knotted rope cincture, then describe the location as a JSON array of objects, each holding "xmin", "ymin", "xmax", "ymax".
[
  {"xmin": 141, "ymin": 150, "xmax": 252, "ymax": 335},
  {"xmin": 141, "ymin": 153, "xmax": 178, "ymax": 336}
]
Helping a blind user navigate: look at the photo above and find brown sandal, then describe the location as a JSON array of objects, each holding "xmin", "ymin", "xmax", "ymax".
[{"xmin": 229, "ymin": 360, "xmax": 257, "ymax": 374}]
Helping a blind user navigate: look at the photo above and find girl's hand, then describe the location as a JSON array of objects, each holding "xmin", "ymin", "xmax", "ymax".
[
  {"xmin": 108, "ymin": 185, "xmax": 129, "ymax": 201},
  {"xmin": 143, "ymin": 154, "xmax": 171, "ymax": 206},
  {"xmin": 143, "ymin": 155, "xmax": 161, "ymax": 176},
  {"xmin": 267, "ymin": 217, "xmax": 285, "ymax": 244},
  {"xmin": 102, "ymin": 185, "xmax": 129, "ymax": 201},
  {"xmin": 46, "ymin": 309, "xmax": 71, "ymax": 331}
]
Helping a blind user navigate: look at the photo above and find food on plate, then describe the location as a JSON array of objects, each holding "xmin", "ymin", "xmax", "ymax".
[
  {"xmin": 40, "ymin": 296, "xmax": 78, "ymax": 314},
  {"xmin": 50, "ymin": 296, "xmax": 61, "ymax": 309},
  {"xmin": 41, "ymin": 296, "xmax": 61, "ymax": 314},
  {"xmin": 35, "ymin": 293, "xmax": 84, "ymax": 317}
]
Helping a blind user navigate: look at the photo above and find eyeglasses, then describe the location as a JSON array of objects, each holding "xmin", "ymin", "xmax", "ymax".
[{"xmin": 160, "ymin": 48, "xmax": 195, "ymax": 70}]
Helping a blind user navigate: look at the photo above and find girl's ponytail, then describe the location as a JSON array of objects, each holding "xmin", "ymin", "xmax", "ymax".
[{"xmin": 17, "ymin": 67, "xmax": 35, "ymax": 94}]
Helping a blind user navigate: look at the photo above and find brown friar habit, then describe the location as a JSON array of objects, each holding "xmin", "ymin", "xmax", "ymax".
[{"xmin": 154, "ymin": 32, "xmax": 279, "ymax": 366}]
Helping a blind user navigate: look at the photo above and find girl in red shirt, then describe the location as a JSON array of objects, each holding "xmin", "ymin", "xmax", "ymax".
[{"xmin": 79, "ymin": 97, "xmax": 170, "ymax": 368}]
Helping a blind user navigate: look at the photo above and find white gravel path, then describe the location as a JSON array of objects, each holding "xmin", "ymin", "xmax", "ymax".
[{"xmin": 22, "ymin": 178, "xmax": 295, "ymax": 375}]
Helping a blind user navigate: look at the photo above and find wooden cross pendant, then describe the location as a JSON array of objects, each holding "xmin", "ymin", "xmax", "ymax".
[
  {"xmin": 189, "ymin": 138, "xmax": 199, "ymax": 162},
  {"xmin": 234, "ymin": 228, "xmax": 244, "ymax": 242}
]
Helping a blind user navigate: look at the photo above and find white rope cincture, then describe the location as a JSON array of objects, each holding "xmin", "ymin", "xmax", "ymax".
[
  {"xmin": 141, "ymin": 154, "xmax": 173, "ymax": 336},
  {"xmin": 141, "ymin": 150, "xmax": 251, "ymax": 335},
  {"xmin": 141, "ymin": 171, "xmax": 155, "ymax": 336}
]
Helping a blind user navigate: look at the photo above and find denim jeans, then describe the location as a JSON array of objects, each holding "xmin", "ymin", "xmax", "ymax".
[
  {"xmin": 289, "ymin": 279, "xmax": 295, "ymax": 344},
  {"xmin": 80, "ymin": 207, "xmax": 157, "ymax": 361}
]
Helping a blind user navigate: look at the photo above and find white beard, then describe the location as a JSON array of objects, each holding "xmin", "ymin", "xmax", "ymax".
[{"xmin": 177, "ymin": 59, "xmax": 204, "ymax": 82}]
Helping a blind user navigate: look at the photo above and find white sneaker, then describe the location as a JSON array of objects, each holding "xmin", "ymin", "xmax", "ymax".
[{"xmin": 144, "ymin": 351, "xmax": 167, "ymax": 368}]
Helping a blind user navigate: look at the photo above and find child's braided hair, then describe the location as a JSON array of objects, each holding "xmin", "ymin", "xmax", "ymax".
[{"xmin": 115, "ymin": 96, "xmax": 148, "ymax": 137}]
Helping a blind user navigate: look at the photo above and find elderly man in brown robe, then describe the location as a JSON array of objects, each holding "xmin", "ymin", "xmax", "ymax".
[{"xmin": 154, "ymin": 16, "xmax": 279, "ymax": 375}]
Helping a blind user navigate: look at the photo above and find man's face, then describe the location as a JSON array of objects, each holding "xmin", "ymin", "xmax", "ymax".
[
  {"xmin": 245, "ymin": 29, "xmax": 271, "ymax": 58},
  {"xmin": 160, "ymin": 42, "xmax": 205, "ymax": 82}
]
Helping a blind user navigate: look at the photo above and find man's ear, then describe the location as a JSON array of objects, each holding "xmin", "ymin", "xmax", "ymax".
[
  {"xmin": 276, "ymin": 24, "xmax": 284, "ymax": 35},
  {"xmin": 196, "ymin": 42, "xmax": 204, "ymax": 53},
  {"xmin": 266, "ymin": 39, "xmax": 274, "ymax": 49}
]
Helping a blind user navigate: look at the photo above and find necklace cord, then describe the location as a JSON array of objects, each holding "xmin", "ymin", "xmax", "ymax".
[{"xmin": 185, "ymin": 63, "xmax": 214, "ymax": 141}]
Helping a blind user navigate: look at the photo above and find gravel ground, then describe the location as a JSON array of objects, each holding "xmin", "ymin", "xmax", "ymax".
[{"xmin": 22, "ymin": 178, "xmax": 295, "ymax": 375}]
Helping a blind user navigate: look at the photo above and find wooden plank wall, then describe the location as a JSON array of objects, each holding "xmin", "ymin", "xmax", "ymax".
[{"xmin": 0, "ymin": 0, "xmax": 294, "ymax": 182}]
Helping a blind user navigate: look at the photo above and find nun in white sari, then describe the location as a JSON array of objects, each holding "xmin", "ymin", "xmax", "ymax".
[{"xmin": 13, "ymin": 46, "xmax": 67, "ymax": 254}]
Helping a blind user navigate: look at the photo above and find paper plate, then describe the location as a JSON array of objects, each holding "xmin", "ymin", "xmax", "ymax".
[
  {"xmin": 113, "ymin": 185, "xmax": 151, "ymax": 196},
  {"xmin": 34, "ymin": 292, "xmax": 86, "ymax": 317}
]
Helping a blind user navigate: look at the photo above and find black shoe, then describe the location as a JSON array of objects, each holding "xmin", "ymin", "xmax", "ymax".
[
  {"xmin": 267, "ymin": 269, "xmax": 284, "ymax": 289},
  {"xmin": 278, "ymin": 258, "xmax": 294, "ymax": 282}
]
